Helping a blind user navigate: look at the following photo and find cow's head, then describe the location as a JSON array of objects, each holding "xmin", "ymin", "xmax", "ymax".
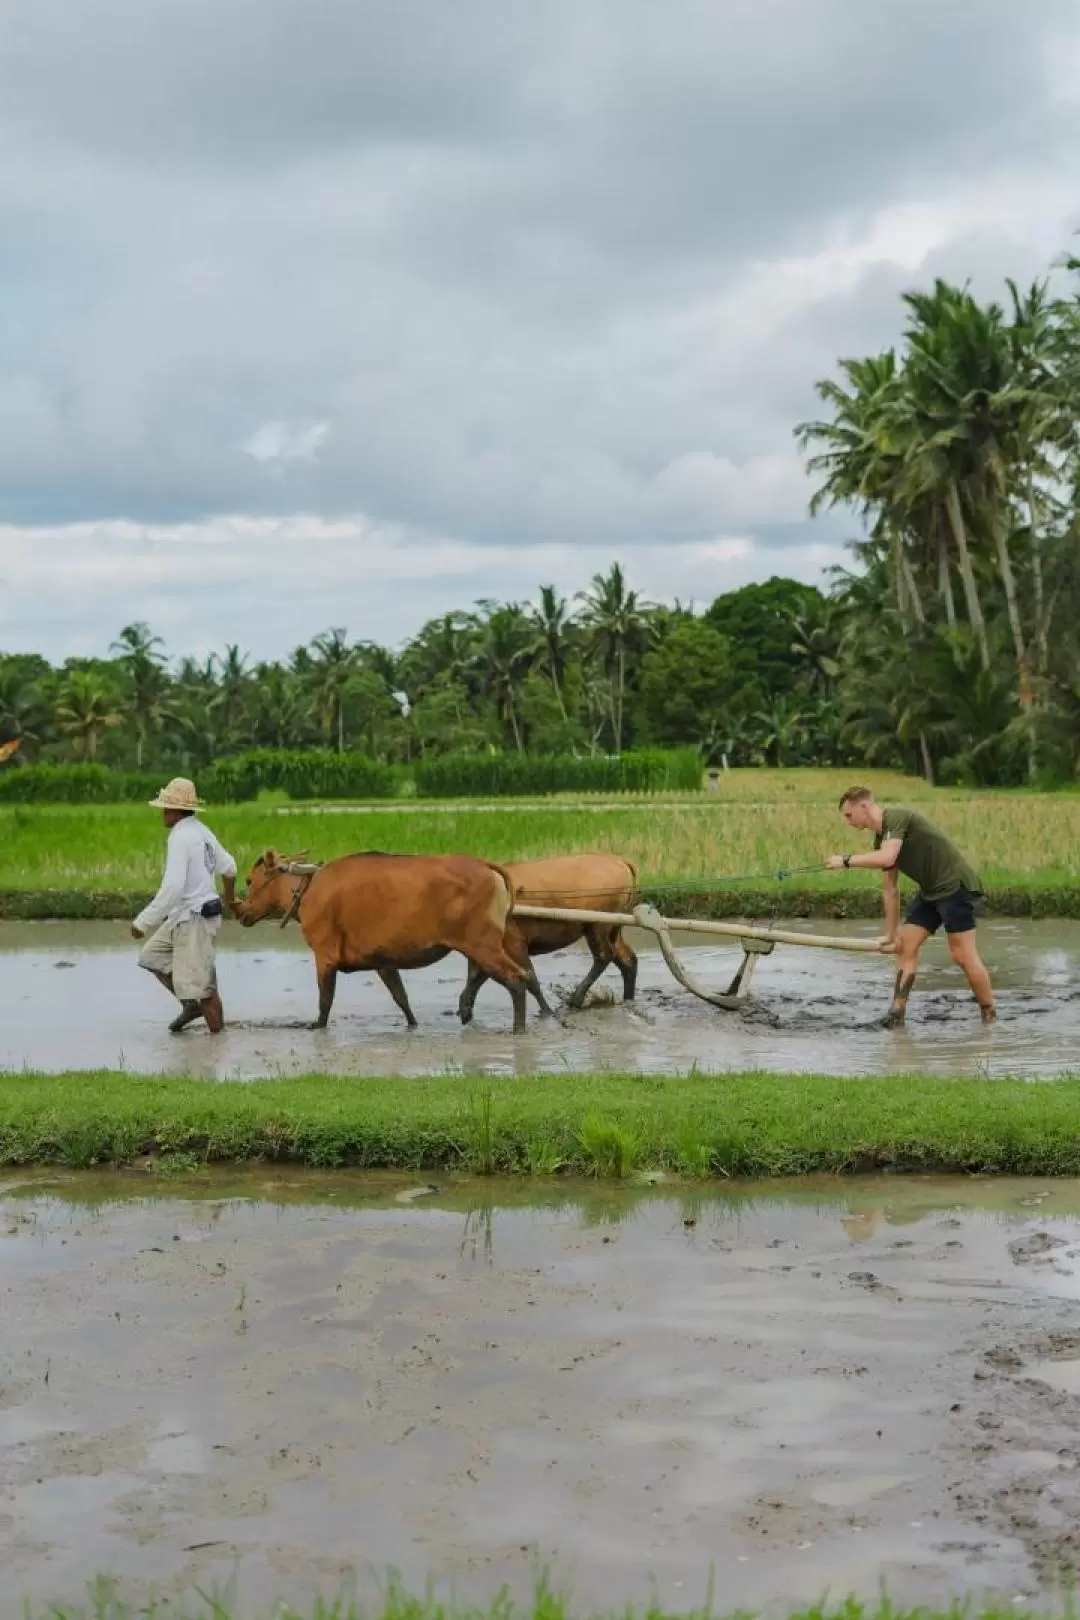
[{"xmin": 236, "ymin": 849, "xmax": 297, "ymax": 926}]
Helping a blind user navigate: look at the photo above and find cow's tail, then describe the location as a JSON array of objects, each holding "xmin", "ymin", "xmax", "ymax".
[{"xmin": 487, "ymin": 862, "xmax": 517, "ymax": 930}]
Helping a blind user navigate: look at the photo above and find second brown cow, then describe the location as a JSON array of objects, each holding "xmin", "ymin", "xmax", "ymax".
[{"xmin": 458, "ymin": 852, "xmax": 638, "ymax": 1024}]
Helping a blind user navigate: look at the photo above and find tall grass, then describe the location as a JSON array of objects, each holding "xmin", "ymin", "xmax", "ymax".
[
  {"xmin": 7, "ymin": 1069, "xmax": 1080, "ymax": 1177},
  {"xmin": 2, "ymin": 773, "xmax": 1079, "ymax": 895},
  {"xmin": 415, "ymin": 748, "xmax": 702, "ymax": 797}
]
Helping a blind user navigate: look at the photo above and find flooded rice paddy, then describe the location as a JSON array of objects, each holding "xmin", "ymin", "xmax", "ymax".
[
  {"xmin": 3, "ymin": 917, "xmax": 1080, "ymax": 1077},
  {"xmin": 3, "ymin": 1172, "xmax": 1080, "ymax": 1612}
]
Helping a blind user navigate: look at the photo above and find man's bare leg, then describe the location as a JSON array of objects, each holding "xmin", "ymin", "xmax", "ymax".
[
  {"xmin": 947, "ymin": 930, "xmax": 996, "ymax": 1021},
  {"xmin": 882, "ymin": 923, "xmax": 930, "ymax": 1027}
]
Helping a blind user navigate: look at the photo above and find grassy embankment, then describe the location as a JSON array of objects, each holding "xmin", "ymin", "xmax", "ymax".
[
  {"xmin": 3, "ymin": 768, "xmax": 1080, "ymax": 920},
  {"xmin": 16, "ymin": 1590, "xmax": 1063, "ymax": 1620},
  {"xmin": 6, "ymin": 1069, "xmax": 1080, "ymax": 1177}
]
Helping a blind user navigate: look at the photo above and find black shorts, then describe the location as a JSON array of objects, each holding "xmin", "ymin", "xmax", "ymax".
[{"xmin": 905, "ymin": 887, "xmax": 982, "ymax": 936}]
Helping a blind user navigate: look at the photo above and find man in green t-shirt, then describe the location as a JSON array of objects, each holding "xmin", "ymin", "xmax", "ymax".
[{"xmin": 826, "ymin": 785, "xmax": 995, "ymax": 1028}]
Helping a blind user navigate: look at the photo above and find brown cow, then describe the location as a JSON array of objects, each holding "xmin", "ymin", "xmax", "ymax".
[
  {"xmin": 458, "ymin": 852, "xmax": 638, "ymax": 1024},
  {"xmin": 238, "ymin": 850, "xmax": 553, "ymax": 1033}
]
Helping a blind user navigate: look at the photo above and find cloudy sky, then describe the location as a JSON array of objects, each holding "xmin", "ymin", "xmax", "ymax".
[{"xmin": 4, "ymin": 0, "xmax": 1080, "ymax": 662}]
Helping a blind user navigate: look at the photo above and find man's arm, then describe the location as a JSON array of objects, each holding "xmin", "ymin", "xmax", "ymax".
[
  {"xmin": 880, "ymin": 864, "xmax": 901, "ymax": 946},
  {"xmin": 213, "ymin": 836, "xmax": 240, "ymax": 915},
  {"xmin": 826, "ymin": 836, "xmax": 903, "ymax": 872},
  {"xmin": 132, "ymin": 837, "xmax": 185, "ymax": 938}
]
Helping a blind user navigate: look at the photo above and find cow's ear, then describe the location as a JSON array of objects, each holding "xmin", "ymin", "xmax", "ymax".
[{"xmin": 262, "ymin": 848, "xmax": 278, "ymax": 872}]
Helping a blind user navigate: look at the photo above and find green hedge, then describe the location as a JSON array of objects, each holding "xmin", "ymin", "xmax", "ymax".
[
  {"xmin": 0, "ymin": 764, "xmax": 161, "ymax": 803},
  {"xmin": 415, "ymin": 749, "xmax": 702, "ymax": 797},
  {"xmin": 0, "ymin": 751, "xmax": 397, "ymax": 805},
  {"xmin": 203, "ymin": 749, "xmax": 398, "ymax": 801}
]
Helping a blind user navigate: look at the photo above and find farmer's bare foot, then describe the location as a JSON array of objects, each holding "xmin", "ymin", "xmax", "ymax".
[
  {"xmin": 979, "ymin": 1001, "xmax": 997, "ymax": 1024},
  {"xmin": 169, "ymin": 1002, "xmax": 203, "ymax": 1033}
]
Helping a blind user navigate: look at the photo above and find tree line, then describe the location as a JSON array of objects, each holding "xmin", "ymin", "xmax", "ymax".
[
  {"xmin": 3, "ymin": 264, "xmax": 1080, "ymax": 785},
  {"xmin": 0, "ymin": 570, "xmax": 836, "ymax": 772}
]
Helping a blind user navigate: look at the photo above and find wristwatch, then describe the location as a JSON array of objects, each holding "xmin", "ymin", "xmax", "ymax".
[{"xmin": 843, "ymin": 854, "xmax": 852, "ymax": 868}]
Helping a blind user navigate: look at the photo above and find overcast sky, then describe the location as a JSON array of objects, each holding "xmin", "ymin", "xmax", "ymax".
[{"xmin": 4, "ymin": 0, "xmax": 1080, "ymax": 663}]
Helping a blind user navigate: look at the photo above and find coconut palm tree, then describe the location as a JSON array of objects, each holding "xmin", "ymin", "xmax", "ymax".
[
  {"xmin": 529, "ymin": 586, "xmax": 575, "ymax": 720},
  {"xmin": 111, "ymin": 622, "xmax": 174, "ymax": 767},
  {"xmin": 469, "ymin": 603, "xmax": 535, "ymax": 753},
  {"xmin": 55, "ymin": 672, "xmax": 122, "ymax": 761},
  {"xmin": 310, "ymin": 628, "xmax": 357, "ymax": 753},
  {"xmin": 577, "ymin": 563, "xmax": 655, "ymax": 753}
]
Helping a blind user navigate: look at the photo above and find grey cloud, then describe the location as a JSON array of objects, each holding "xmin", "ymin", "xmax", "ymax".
[{"xmin": 1, "ymin": 0, "xmax": 1078, "ymax": 578}]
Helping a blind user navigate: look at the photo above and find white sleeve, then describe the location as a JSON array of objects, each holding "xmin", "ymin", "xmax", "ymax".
[
  {"xmin": 211, "ymin": 831, "xmax": 237, "ymax": 879},
  {"xmin": 135, "ymin": 833, "xmax": 187, "ymax": 933}
]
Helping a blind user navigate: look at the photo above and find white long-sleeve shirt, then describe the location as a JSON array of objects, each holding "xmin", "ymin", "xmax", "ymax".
[{"xmin": 135, "ymin": 816, "xmax": 237, "ymax": 934}]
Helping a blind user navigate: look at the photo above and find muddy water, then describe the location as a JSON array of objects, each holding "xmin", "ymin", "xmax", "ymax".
[
  {"xmin": 3, "ymin": 917, "xmax": 1080, "ymax": 1077},
  {"xmin": 3, "ymin": 1171, "xmax": 1080, "ymax": 1612}
]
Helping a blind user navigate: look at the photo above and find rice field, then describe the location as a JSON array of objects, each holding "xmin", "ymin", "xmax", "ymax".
[{"xmin": 1, "ymin": 769, "xmax": 1077, "ymax": 895}]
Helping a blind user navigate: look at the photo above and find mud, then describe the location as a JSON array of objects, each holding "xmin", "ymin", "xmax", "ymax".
[
  {"xmin": 3, "ymin": 917, "xmax": 1080, "ymax": 1077},
  {"xmin": 2, "ymin": 1173, "xmax": 1080, "ymax": 1612}
]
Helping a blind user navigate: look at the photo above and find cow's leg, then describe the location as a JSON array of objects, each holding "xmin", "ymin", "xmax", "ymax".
[
  {"xmin": 611, "ymin": 928, "xmax": 638, "ymax": 1001},
  {"xmin": 504, "ymin": 926, "xmax": 554, "ymax": 1018},
  {"xmin": 458, "ymin": 963, "xmax": 486, "ymax": 1025},
  {"xmin": 566, "ymin": 925, "xmax": 613, "ymax": 1009},
  {"xmin": 315, "ymin": 964, "xmax": 338, "ymax": 1028},
  {"xmin": 466, "ymin": 943, "xmax": 530, "ymax": 1034},
  {"xmin": 378, "ymin": 967, "xmax": 418, "ymax": 1029}
]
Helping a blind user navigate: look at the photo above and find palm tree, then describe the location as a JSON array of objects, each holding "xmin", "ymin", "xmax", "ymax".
[
  {"xmin": 397, "ymin": 612, "xmax": 478, "ymax": 702},
  {"xmin": 530, "ymin": 586, "xmax": 575, "ymax": 720},
  {"xmin": 211, "ymin": 645, "xmax": 251, "ymax": 750},
  {"xmin": 55, "ymin": 672, "xmax": 122, "ymax": 761},
  {"xmin": 751, "ymin": 697, "xmax": 807, "ymax": 767},
  {"xmin": 788, "ymin": 603, "xmax": 842, "ymax": 695},
  {"xmin": 577, "ymin": 563, "xmax": 655, "ymax": 753},
  {"xmin": 469, "ymin": 604, "xmax": 535, "ymax": 752},
  {"xmin": 111, "ymin": 622, "xmax": 172, "ymax": 767},
  {"xmin": 310, "ymin": 628, "xmax": 357, "ymax": 753},
  {"xmin": 249, "ymin": 664, "xmax": 316, "ymax": 750}
]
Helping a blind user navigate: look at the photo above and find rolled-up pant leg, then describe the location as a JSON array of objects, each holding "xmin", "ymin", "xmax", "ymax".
[{"xmin": 139, "ymin": 917, "xmax": 218, "ymax": 1001}]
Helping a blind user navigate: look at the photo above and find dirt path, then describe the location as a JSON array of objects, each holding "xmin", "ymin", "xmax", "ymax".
[{"xmin": 2, "ymin": 1175, "xmax": 1080, "ymax": 1612}]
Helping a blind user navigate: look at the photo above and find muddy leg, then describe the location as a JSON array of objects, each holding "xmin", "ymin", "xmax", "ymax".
[
  {"xmin": 881, "ymin": 923, "xmax": 928, "ymax": 1027},
  {"xmin": 150, "ymin": 970, "xmax": 176, "ymax": 997},
  {"xmin": 378, "ymin": 967, "xmax": 418, "ymax": 1029},
  {"xmin": 200, "ymin": 991, "xmax": 224, "ymax": 1034},
  {"xmin": 504, "ymin": 928, "xmax": 554, "ymax": 1018},
  {"xmin": 467, "ymin": 946, "xmax": 529, "ymax": 1033},
  {"xmin": 567, "ymin": 955, "xmax": 609, "ymax": 1010},
  {"xmin": 611, "ymin": 929, "xmax": 638, "ymax": 1001},
  {"xmin": 458, "ymin": 963, "xmax": 486, "ymax": 1025},
  {"xmin": 947, "ymin": 929, "xmax": 996, "ymax": 1021},
  {"xmin": 316, "ymin": 966, "xmax": 338, "ymax": 1029}
]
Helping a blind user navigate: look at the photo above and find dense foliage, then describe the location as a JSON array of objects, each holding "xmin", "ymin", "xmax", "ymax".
[
  {"xmin": 798, "ymin": 269, "xmax": 1080, "ymax": 785},
  {"xmin": 4, "ymin": 267, "xmax": 1080, "ymax": 786},
  {"xmin": 0, "ymin": 570, "xmax": 836, "ymax": 775}
]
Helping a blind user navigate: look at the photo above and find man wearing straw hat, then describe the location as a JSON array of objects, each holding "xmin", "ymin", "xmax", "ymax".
[{"xmin": 131, "ymin": 777, "xmax": 238, "ymax": 1033}]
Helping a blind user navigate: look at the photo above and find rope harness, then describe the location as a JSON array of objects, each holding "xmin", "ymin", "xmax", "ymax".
[{"xmin": 270, "ymin": 859, "xmax": 322, "ymax": 929}]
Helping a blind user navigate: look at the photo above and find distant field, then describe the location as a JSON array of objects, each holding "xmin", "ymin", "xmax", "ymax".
[{"xmin": 1, "ymin": 769, "xmax": 1078, "ymax": 899}]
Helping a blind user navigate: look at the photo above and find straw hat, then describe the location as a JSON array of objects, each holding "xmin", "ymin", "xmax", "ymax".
[{"xmin": 149, "ymin": 777, "xmax": 204, "ymax": 811}]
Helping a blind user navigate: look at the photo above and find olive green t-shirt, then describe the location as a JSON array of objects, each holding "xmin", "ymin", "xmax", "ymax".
[{"xmin": 873, "ymin": 806, "xmax": 982, "ymax": 903}]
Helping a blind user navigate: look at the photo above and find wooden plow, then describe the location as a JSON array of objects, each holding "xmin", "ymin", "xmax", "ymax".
[{"xmin": 512, "ymin": 901, "xmax": 885, "ymax": 1011}]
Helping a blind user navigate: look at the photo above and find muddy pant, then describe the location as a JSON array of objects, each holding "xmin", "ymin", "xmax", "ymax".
[{"xmin": 138, "ymin": 915, "xmax": 220, "ymax": 1002}]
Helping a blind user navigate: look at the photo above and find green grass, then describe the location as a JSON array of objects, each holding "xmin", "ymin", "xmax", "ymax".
[
  {"xmin": 5, "ymin": 1069, "xmax": 1080, "ymax": 1177},
  {"xmin": 4, "ymin": 768, "xmax": 1080, "ymax": 916},
  {"xmin": 15, "ymin": 1587, "xmax": 1069, "ymax": 1620}
]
